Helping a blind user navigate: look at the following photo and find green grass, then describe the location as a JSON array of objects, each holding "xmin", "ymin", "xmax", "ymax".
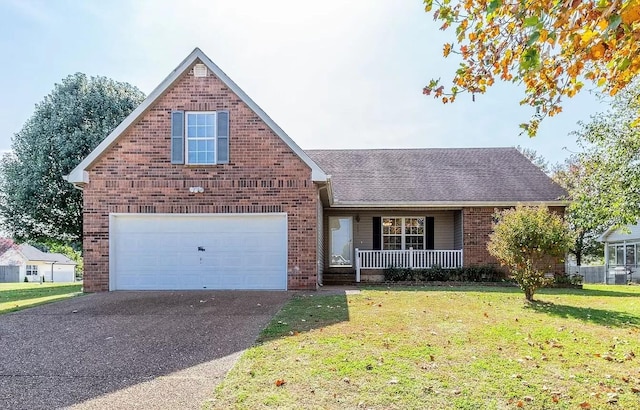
[
  {"xmin": 0, "ymin": 282, "xmax": 83, "ymax": 314},
  {"xmin": 209, "ymin": 285, "xmax": 640, "ymax": 409}
]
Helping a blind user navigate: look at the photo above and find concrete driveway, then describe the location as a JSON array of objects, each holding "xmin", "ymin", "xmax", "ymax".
[{"xmin": 0, "ymin": 291, "xmax": 291, "ymax": 409}]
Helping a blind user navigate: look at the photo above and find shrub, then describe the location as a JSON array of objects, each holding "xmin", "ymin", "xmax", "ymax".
[
  {"xmin": 384, "ymin": 266, "xmax": 410, "ymax": 282},
  {"xmin": 382, "ymin": 265, "xmax": 507, "ymax": 283},
  {"xmin": 487, "ymin": 205, "xmax": 571, "ymax": 301},
  {"xmin": 552, "ymin": 273, "xmax": 583, "ymax": 286}
]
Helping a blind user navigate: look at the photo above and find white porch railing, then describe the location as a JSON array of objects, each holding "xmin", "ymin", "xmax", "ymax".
[{"xmin": 355, "ymin": 248, "xmax": 463, "ymax": 282}]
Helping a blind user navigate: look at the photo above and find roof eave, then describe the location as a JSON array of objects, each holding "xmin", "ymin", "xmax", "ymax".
[{"xmin": 328, "ymin": 200, "xmax": 571, "ymax": 208}]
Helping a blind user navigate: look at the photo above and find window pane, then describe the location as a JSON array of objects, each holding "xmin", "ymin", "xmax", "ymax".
[
  {"xmin": 406, "ymin": 235, "xmax": 424, "ymax": 250},
  {"xmin": 330, "ymin": 217, "xmax": 352, "ymax": 266},
  {"xmin": 608, "ymin": 245, "xmax": 616, "ymax": 264},
  {"xmin": 382, "ymin": 217, "xmax": 402, "ymax": 250},
  {"xmin": 616, "ymin": 246, "xmax": 624, "ymax": 266},
  {"xmin": 626, "ymin": 245, "xmax": 635, "ymax": 265},
  {"xmin": 186, "ymin": 113, "xmax": 216, "ymax": 164}
]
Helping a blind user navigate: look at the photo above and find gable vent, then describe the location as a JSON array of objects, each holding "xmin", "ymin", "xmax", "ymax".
[{"xmin": 193, "ymin": 63, "xmax": 208, "ymax": 77}]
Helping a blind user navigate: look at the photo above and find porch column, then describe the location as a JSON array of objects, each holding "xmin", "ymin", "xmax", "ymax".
[{"xmin": 355, "ymin": 248, "xmax": 361, "ymax": 283}]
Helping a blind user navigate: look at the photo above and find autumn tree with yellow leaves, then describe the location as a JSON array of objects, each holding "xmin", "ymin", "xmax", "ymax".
[{"xmin": 422, "ymin": 0, "xmax": 640, "ymax": 135}]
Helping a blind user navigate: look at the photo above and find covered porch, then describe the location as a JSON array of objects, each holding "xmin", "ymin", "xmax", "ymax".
[
  {"xmin": 323, "ymin": 209, "xmax": 464, "ymax": 283},
  {"xmin": 355, "ymin": 248, "xmax": 463, "ymax": 281}
]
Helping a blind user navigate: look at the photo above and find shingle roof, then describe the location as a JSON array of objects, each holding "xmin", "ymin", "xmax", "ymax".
[
  {"xmin": 18, "ymin": 244, "xmax": 76, "ymax": 264},
  {"xmin": 305, "ymin": 148, "xmax": 567, "ymax": 204}
]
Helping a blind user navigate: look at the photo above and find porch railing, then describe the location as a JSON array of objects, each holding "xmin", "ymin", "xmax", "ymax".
[{"xmin": 355, "ymin": 248, "xmax": 463, "ymax": 282}]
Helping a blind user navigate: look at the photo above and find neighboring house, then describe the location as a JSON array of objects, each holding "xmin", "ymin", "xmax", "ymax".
[
  {"xmin": 598, "ymin": 222, "xmax": 640, "ymax": 284},
  {"xmin": 65, "ymin": 48, "xmax": 568, "ymax": 292},
  {"xmin": 0, "ymin": 244, "xmax": 76, "ymax": 283}
]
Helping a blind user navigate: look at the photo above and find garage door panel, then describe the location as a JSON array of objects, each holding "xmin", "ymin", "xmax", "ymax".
[{"xmin": 111, "ymin": 214, "xmax": 287, "ymax": 290}]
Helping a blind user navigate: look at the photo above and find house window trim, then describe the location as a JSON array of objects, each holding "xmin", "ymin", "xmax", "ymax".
[
  {"xmin": 26, "ymin": 264, "xmax": 38, "ymax": 276},
  {"xmin": 185, "ymin": 111, "xmax": 217, "ymax": 165},
  {"xmin": 381, "ymin": 217, "xmax": 426, "ymax": 250},
  {"xmin": 607, "ymin": 241, "xmax": 639, "ymax": 266},
  {"xmin": 329, "ymin": 216, "xmax": 353, "ymax": 267}
]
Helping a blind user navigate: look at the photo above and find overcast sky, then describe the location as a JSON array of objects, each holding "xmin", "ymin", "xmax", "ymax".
[{"xmin": 0, "ymin": 0, "xmax": 604, "ymax": 165}]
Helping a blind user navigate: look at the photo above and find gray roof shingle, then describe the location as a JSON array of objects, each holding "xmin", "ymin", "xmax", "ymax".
[
  {"xmin": 18, "ymin": 244, "xmax": 76, "ymax": 264},
  {"xmin": 305, "ymin": 148, "xmax": 567, "ymax": 204}
]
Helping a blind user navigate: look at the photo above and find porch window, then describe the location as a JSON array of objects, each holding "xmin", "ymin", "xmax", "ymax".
[
  {"xmin": 607, "ymin": 243, "xmax": 639, "ymax": 266},
  {"xmin": 382, "ymin": 217, "xmax": 425, "ymax": 250},
  {"xmin": 329, "ymin": 217, "xmax": 353, "ymax": 267},
  {"xmin": 26, "ymin": 265, "xmax": 37, "ymax": 276}
]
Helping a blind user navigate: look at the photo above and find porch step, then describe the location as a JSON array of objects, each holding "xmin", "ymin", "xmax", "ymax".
[{"xmin": 322, "ymin": 273, "xmax": 357, "ymax": 286}]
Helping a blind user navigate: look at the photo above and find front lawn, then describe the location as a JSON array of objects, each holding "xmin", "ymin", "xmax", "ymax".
[
  {"xmin": 210, "ymin": 285, "xmax": 640, "ymax": 409},
  {"xmin": 0, "ymin": 282, "xmax": 83, "ymax": 314}
]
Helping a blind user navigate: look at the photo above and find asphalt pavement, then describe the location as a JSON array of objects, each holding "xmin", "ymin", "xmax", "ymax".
[{"xmin": 0, "ymin": 290, "xmax": 291, "ymax": 409}]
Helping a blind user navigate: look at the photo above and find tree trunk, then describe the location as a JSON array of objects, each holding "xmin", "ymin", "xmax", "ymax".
[
  {"xmin": 575, "ymin": 232, "xmax": 584, "ymax": 266},
  {"xmin": 524, "ymin": 287, "xmax": 534, "ymax": 302}
]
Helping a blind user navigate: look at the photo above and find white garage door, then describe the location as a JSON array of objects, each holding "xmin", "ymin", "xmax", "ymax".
[{"xmin": 110, "ymin": 213, "xmax": 287, "ymax": 290}]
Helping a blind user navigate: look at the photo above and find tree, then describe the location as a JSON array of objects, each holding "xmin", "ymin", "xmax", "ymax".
[
  {"xmin": 423, "ymin": 0, "xmax": 640, "ymax": 135},
  {"xmin": 571, "ymin": 78, "xmax": 640, "ymax": 230},
  {"xmin": 516, "ymin": 145, "xmax": 549, "ymax": 174},
  {"xmin": 0, "ymin": 73, "xmax": 145, "ymax": 245},
  {"xmin": 0, "ymin": 237, "xmax": 16, "ymax": 255},
  {"xmin": 488, "ymin": 205, "xmax": 571, "ymax": 301},
  {"xmin": 551, "ymin": 156, "xmax": 605, "ymax": 266}
]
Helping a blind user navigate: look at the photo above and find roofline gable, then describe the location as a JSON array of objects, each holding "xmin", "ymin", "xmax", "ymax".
[{"xmin": 65, "ymin": 47, "xmax": 327, "ymax": 185}]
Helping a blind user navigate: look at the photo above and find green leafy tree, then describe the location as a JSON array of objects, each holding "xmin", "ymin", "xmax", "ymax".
[
  {"xmin": 572, "ymin": 78, "xmax": 640, "ymax": 230},
  {"xmin": 552, "ymin": 156, "xmax": 605, "ymax": 266},
  {"xmin": 488, "ymin": 205, "xmax": 571, "ymax": 301},
  {"xmin": 0, "ymin": 73, "xmax": 145, "ymax": 245}
]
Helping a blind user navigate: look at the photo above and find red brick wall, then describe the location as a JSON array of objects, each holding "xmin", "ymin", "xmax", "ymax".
[
  {"xmin": 462, "ymin": 207, "xmax": 499, "ymax": 267},
  {"xmin": 82, "ymin": 60, "xmax": 318, "ymax": 291},
  {"xmin": 462, "ymin": 206, "xmax": 566, "ymax": 273}
]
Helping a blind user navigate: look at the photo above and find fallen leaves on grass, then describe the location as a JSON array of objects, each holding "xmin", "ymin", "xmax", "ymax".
[{"xmin": 275, "ymin": 379, "xmax": 286, "ymax": 387}]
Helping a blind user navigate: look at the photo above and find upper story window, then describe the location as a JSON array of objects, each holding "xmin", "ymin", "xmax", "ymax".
[
  {"xmin": 186, "ymin": 112, "xmax": 215, "ymax": 164},
  {"xmin": 171, "ymin": 110, "xmax": 229, "ymax": 165}
]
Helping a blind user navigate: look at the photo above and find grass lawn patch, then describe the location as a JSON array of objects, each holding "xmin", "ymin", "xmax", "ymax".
[
  {"xmin": 209, "ymin": 285, "xmax": 640, "ymax": 409},
  {"xmin": 0, "ymin": 282, "xmax": 83, "ymax": 314}
]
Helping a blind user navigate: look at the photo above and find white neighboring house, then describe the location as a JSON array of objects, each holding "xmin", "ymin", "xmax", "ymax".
[
  {"xmin": 0, "ymin": 244, "xmax": 76, "ymax": 283},
  {"xmin": 598, "ymin": 222, "xmax": 640, "ymax": 284}
]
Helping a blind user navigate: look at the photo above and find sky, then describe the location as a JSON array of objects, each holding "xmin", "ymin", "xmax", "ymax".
[{"xmin": 0, "ymin": 0, "xmax": 606, "ymax": 165}]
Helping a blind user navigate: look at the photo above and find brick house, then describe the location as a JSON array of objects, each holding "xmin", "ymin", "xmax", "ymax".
[{"xmin": 66, "ymin": 48, "xmax": 568, "ymax": 292}]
